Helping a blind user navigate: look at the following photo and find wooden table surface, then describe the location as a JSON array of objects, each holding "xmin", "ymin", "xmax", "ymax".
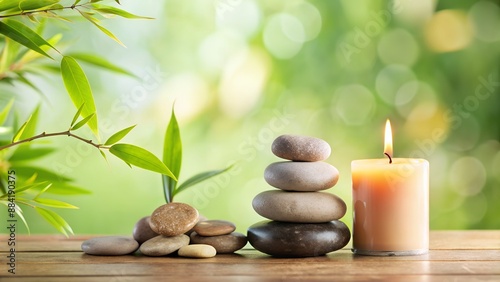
[{"xmin": 1, "ymin": 231, "xmax": 499, "ymax": 281}]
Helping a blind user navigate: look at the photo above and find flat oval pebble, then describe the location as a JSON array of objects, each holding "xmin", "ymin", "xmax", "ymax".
[
  {"xmin": 185, "ymin": 214, "xmax": 208, "ymax": 236},
  {"xmin": 149, "ymin": 203, "xmax": 199, "ymax": 236},
  {"xmin": 81, "ymin": 236, "xmax": 138, "ymax": 256},
  {"xmin": 190, "ymin": 232, "xmax": 247, "ymax": 254},
  {"xmin": 178, "ymin": 244, "xmax": 216, "ymax": 258},
  {"xmin": 193, "ymin": 220, "xmax": 236, "ymax": 236},
  {"xmin": 264, "ymin": 161, "xmax": 339, "ymax": 191},
  {"xmin": 139, "ymin": 234, "xmax": 189, "ymax": 257},
  {"xmin": 272, "ymin": 135, "xmax": 331, "ymax": 162},
  {"xmin": 247, "ymin": 220, "xmax": 350, "ymax": 257},
  {"xmin": 133, "ymin": 216, "xmax": 159, "ymax": 244},
  {"xmin": 252, "ymin": 190, "xmax": 346, "ymax": 223}
]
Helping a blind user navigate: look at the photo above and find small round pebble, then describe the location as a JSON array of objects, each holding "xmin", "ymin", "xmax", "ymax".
[
  {"xmin": 139, "ymin": 234, "xmax": 190, "ymax": 256},
  {"xmin": 81, "ymin": 236, "xmax": 138, "ymax": 256},
  {"xmin": 252, "ymin": 190, "xmax": 347, "ymax": 223},
  {"xmin": 264, "ymin": 161, "xmax": 339, "ymax": 191},
  {"xmin": 190, "ymin": 232, "xmax": 247, "ymax": 254},
  {"xmin": 193, "ymin": 220, "xmax": 236, "ymax": 236},
  {"xmin": 149, "ymin": 202, "xmax": 199, "ymax": 236},
  {"xmin": 133, "ymin": 216, "xmax": 159, "ymax": 244},
  {"xmin": 272, "ymin": 135, "xmax": 331, "ymax": 162},
  {"xmin": 178, "ymin": 244, "xmax": 216, "ymax": 258}
]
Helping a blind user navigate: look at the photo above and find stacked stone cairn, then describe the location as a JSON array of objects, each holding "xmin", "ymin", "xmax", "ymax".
[
  {"xmin": 248, "ymin": 134, "xmax": 351, "ymax": 257},
  {"xmin": 81, "ymin": 203, "xmax": 247, "ymax": 258}
]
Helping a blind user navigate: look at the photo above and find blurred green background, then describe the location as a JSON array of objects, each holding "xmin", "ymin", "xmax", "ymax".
[{"xmin": 1, "ymin": 0, "xmax": 500, "ymax": 235}]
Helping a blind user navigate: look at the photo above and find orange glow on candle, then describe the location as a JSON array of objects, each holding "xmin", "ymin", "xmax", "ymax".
[{"xmin": 384, "ymin": 119, "xmax": 393, "ymax": 163}]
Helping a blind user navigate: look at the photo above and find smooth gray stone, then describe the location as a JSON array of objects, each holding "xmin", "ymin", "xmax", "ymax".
[
  {"xmin": 193, "ymin": 220, "xmax": 236, "ymax": 236},
  {"xmin": 272, "ymin": 135, "xmax": 331, "ymax": 161},
  {"xmin": 190, "ymin": 232, "xmax": 247, "ymax": 254},
  {"xmin": 133, "ymin": 216, "xmax": 159, "ymax": 244},
  {"xmin": 264, "ymin": 161, "xmax": 339, "ymax": 191},
  {"xmin": 247, "ymin": 220, "xmax": 350, "ymax": 257},
  {"xmin": 252, "ymin": 190, "xmax": 347, "ymax": 223},
  {"xmin": 81, "ymin": 236, "xmax": 139, "ymax": 256},
  {"xmin": 139, "ymin": 234, "xmax": 190, "ymax": 257}
]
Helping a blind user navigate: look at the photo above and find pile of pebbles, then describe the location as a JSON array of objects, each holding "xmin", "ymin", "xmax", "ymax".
[
  {"xmin": 81, "ymin": 202, "xmax": 247, "ymax": 258},
  {"xmin": 247, "ymin": 134, "xmax": 351, "ymax": 257}
]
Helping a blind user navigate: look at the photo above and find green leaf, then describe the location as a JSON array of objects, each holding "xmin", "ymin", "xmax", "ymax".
[
  {"xmin": 71, "ymin": 103, "xmax": 85, "ymax": 127},
  {"xmin": 14, "ymin": 181, "xmax": 50, "ymax": 195},
  {"xmin": 98, "ymin": 149, "xmax": 107, "ymax": 161},
  {"xmin": 15, "ymin": 73, "xmax": 47, "ymax": 99},
  {"xmin": 174, "ymin": 165, "xmax": 233, "ymax": 197},
  {"xmin": 0, "ymin": 20, "xmax": 53, "ymax": 59},
  {"xmin": 0, "ymin": 98, "xmax": 14, "ymax": 126},
  {"xmin": 15, "ymin": 165, "xmax": 73, "ymax": 182},
  {"xmin": 35, "ymin": 207, "xmax": 73, "ymax": 236},
  {"xmin": 110, "ymin": 143, "xmax": 177, "ymax": 179},
  {"xmin": 12, "ymin": 119, "xmax": 29, "ymax": 143},
  {"xmin": 78, "ymin": 11, "xmax": 125, "ymax": 46},
  {"xmin": 14, "ymin": 205, "xmax": 30, "ymax": 234},
  {"xmin": 61, "ymin": 56, "xmax": 98, "ymax": 136},
  {"xmin": 42, "ymin": 183, "xmax": 91, "ymax": 195},
  {"xmin": 92, "ymin": 4, "xmax": 153, "ymax": 19},
  {"xmin": 0, "ymin": 0, "xmax": 20, "ymax": 12},
  {"xmin": 9, "ymin": 147, "xmax": 55, "ymax": 162},
  {"xmin": 19, "ymin": 0, "xmax": 59, "ymax": 11},
  {"xmin": 162, "ymin": 108, "xmax": 182, "ymax": 202},
  {"xmin": 104, "ymin": 125, "xmax": 135, "ymax": 145},
  {"xmin": 0, "ymin": 38, "xmax": 21, "ymax": 74},
  {"xmin": 34, "ymin": 198, "xmax": 78, "ymax": 209},
  {"xmin": 70, "ymin": 113, "xmax": 94, "ymax": 131},
  {"xmin": 68, "ymin": 52, "xmax": 136, "ymax": 77},
  {"xmin": 19, "ymin": 104, "xmax": 40, "ymax": 140},
  {"xmin": 34, "ymin": 182, "xmax": 52, "ymax": 199},
  {"xmin": 73, "ymin": 0, "xmax": 82, "ymax": 5}
]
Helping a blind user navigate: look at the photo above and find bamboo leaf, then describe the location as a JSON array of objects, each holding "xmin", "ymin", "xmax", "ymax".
[
  {"xmin": 0, "ymin": 20, "xmax": 54, "ymax": 58},
  {"xmin": 0, "ymin": 38, "xmax": 21, "ymax": 74},
  {"xmin": 34, "ymin": 183, "xmax": 52, "ymax": 199},
  {"xmin": 73, "ymin": 0, "xmax": 82, "ymax": 5},
  {"xmin": 35, "ymin": 207, "xmax": 73, "ymax": 236},
  {"xmin": 14, "ymin": 181, "xmax": 50, "ymax": 195},
  {"xmin": 15, "ymin": 165, "xmax": 73, "ymax": 182},
  {"xmin": 19, "ymin": 104, "xmax": 40, "ymax": 140},
  {"xmin": 19, "ymin": 0, "xmax": 59, "ymax": 11},
  {"xmin": 12, "ymin": 119, "xmax": 29, "ymax": 143},
  {"xmin": 104, "ymin": 125, "xmax": 135, "ymax": 145},
  {"xmin": 92, "ymin": 4, "xmax": 153, "ymax": 19},
  {"xmin": 15, "ymin": 73, "xmax": 46, "ymax": 99},
  {"xmin": 99, "ymin": 149, "xmax": 107, "ymax": 161},
  {"xmin": 42, "ymin": 183, "xmax": 91, "ymax": 195},
  {"xmin": 68, "ymin": 52, "xmax": 136, "ymax": 77},
  {"xmin": 71, "ymin": 103, "xmax": 85, "ymax": 127},
  {"xmin": 174, "ymin": 165, "xmax": 233, "ymax": 197},
  {"xmin": 61, "ymin": 56, "xmax": 98, "ymax": 136},
  {"xmin": 78, "ymin": 11, "xmax": 125, "ymax": 46},
  {"xmin": 162, "ymin": 108, "xmax": 182, "ymax": 202},
  {"xmin": 70, "ymin": 113, "xmax": 94, "ymax": 131},
  {"xmin": 14, "ymin": 205, "xmax": 30, "ymax": 234},
  {"xmin": 0, "ymin": 98, "xmax": 14, "ymax": 126},
  {"xmin": 9, "ymin": 147, "xmax": 55, "ymax": 162},
  {"xmin": 110, "ymin": 143, "xmax": 177, "ymax": 179},
  {"xmin": 34, "ymin": 198, "xmax": 79, "ymax": 209},
  {"xmin": 0, "ymin": 1, "xmax": 20, "ymax": 12}
]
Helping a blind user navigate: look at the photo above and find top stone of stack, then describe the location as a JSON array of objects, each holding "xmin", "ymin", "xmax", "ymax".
[{"xmin": 272, "ymin": 135, "xmax": 331, "ymax": 162}]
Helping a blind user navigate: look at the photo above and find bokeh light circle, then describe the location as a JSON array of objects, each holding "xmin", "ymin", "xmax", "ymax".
[
  {"xmin": 449, "ymin": 157, "xmax": 486, "ymax": 196},
  {"xmin": 468, "ymin": 1, "xmax": 500, "ymax": 42},
  {"xmin": 378, "ymin": 28, "xmax": 419, "ymax": 66},
  {"xmin": 285, "ymin": 0, "xmax": 322, "ymax": 42},
  {"xmin": 263, "ymin": 13, "xmax": 304, "ymax": 59},
  {"xmin": 376, "ymin": 65, "xmax": 417, "ymax": 105},
  {"xmin": 332, "ymin": 84, "xmax": 376, "ymax": 125},
  {"xmin": 424, "ymin": 10, "xmax": 473, "ymax": 53}
]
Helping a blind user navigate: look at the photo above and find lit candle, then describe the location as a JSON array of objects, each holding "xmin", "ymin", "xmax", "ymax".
[{"xmin": 351, "ymin": 119, "xmax": 429, "ymax": 256}]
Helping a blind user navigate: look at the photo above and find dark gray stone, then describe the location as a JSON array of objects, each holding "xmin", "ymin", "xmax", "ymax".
[
  {"xmin": 247, "ymin": 220, "xmax": 350, "ymax": 257},
  {"xmin": 81, "ymin": 236, "xmax": 139, "ymax": 256},
  {"xmin": 264, "ymin": 161, "xmax": 339, "ymax": 191}
]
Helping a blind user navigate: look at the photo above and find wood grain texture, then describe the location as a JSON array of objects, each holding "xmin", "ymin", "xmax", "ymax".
[{"xmin": 0, "ymin": 231, "xmax": 499, "ymax": 281}]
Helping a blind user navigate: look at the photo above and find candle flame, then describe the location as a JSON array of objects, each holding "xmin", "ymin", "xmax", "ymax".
[{"xmin": 384, "ymin": 119, "xmax": 393, "ymax": 161}]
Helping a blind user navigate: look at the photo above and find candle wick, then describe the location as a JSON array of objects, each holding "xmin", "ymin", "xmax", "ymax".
[{"xmin": 384, "ymin": 153, "xmax": 392, "ymax": 164}]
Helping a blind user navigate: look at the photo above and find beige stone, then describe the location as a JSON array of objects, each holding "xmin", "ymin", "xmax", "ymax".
[{"xmin": 178, "ymin": 244, "xmax": 216, "ymax": 258}]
